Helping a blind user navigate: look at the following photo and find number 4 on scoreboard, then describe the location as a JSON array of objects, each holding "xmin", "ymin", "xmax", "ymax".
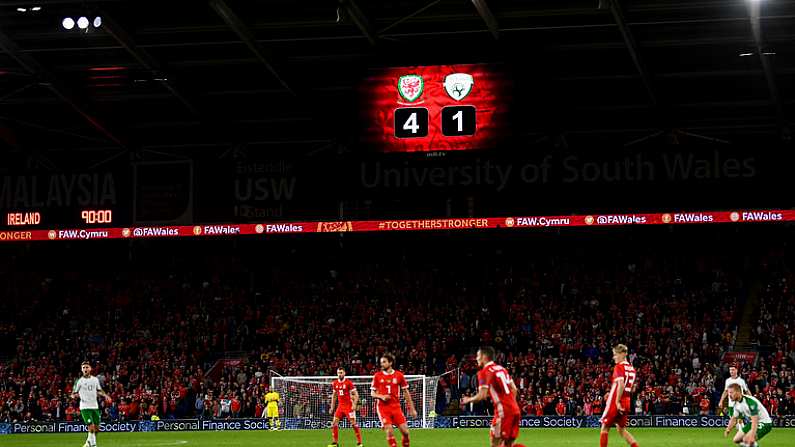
[{"xmin": 394, "ymin": 107, "xmax": 429, "ymax": 138}]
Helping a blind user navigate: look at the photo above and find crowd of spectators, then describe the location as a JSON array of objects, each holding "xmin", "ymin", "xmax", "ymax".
[
  {"xmin": 0, "ymin": 230, "xmax": 793, "ymax": 423},
  {"xmin": 749, "ymin": 261, "xmax": 795, "ymax": 419}
]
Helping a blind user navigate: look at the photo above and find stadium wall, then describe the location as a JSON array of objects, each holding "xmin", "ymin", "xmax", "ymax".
[{"xmin": 2, "ymin": 416, "xmax": 795, "ymax": 434}]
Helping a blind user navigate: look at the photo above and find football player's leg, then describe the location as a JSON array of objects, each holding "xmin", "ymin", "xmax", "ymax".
[
  {"xmin": 349, "ymin": 414, "xmax": 363, "ymax": 445},
  {"xmin": 331, "ymin": 416, "xmax": 340, "ymax": 444},
  {"xmin": 93, "ymin": 418, "xmax": 100, "ymax": 447},
  {"xmin": 87, "ymin": 424, "xmax": 95, "ymax": 447},
  {"xmin": 600, "ymin": 424, "xmax": 611, "ymax": 447},
  {"xmin": 490, "ymin": 418, "xmax": 503, "ymax": 447},
  {"xmin": 383, "ymin": 425, "xmax": 397, "ymax": 447},
  {"xmin": 89, "ymin": 428, "xmax": 96, "ymax": 447},
  {"xmin": 396, "ymin": 422, "xmax": 410, "ymax": 447},
  {"xmin": 616, "ymin": 424, "xmax": 638, "ymax": 447},
  {"xmin": 600, "ymin": 408, "xmax": 617, "ymax": 447},
  {"xmin": 270, "ymin": 408, "xmax": 279, "ymax": 430},
  {"xmin": 392, "ymin": 409, "xmax": 409, "ymax": 447},
  {"xmin": 733, "ymin": 427, "xmax": 746, "ymax": 444},
  {"xmin": 501, "ymin": 413, "xmax": 520, "ymax": 447},
  {"xmin": 379, "ymin": 409, "xmax": 397, "ymax": 447}
]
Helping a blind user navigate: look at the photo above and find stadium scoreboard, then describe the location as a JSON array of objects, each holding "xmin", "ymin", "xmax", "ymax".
[{"xmin": 361, "ymin": 63, "xmax": 510, "ymax": 153}]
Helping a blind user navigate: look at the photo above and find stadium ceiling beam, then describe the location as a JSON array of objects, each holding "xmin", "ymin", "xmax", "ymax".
[
  {"xmin": 99, "ymin": 12, "xmax": 200, "ymax": 117},
  {"xmin": 0, "ymin": 29, "xmax": 126, "ymax": 149},
  {"xmin": 339, "ymin": 0, "xmax": 377, "ymax": 46},
  {"xmin": 747, "ymin": 1, "xmax": 790, "ymax": 141},
  {"xmin": 378, "ymin": 0, "xmax": 443, "ymax": 35},
  {"xmin": 471, "ymin": 0, "xmax": 500, "ymax": 40},
  {"xmin": 208, "ymin": 0, "xmax": 295, "ymax": 95},
  {"xmin": 605, "ymin": 0, "xmax": 658, "ymax": 108}
]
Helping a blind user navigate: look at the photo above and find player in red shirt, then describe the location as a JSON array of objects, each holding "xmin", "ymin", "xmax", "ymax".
[
  {"xmin": 461, "ymin": 346, "xmax": 524, "ymax": 447},
  {"xmin": 330, "ymin": 367, "xmax": 362, "ymax": 447},
  {"xmin": 371, "ymin": 353, "xmax": 417, "ymax": 447},
  {"xmin": 600, "ymin": 344, "xmax": 640, "ymax": 447}
]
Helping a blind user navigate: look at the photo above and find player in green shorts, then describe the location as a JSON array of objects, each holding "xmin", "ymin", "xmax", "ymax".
[
  {"xmin": 724, "ymin": 383, "xmax": 774, "ymax": 447},
  {"xmin": 71, "ymin": 361, "xmax": 111, "ymax": 447}
]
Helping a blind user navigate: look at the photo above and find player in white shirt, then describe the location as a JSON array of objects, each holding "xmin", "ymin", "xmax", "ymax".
[
  {"xmin": 719, "ymin": 365, "xmax": 751, "ymax": 429},
  {"xmin": 71, "ymin": 362, "xmax": 110, "ymax": 447},
  {"xmin": 724, "ymin": 383, "xmax": 773, "ymax": 447}
]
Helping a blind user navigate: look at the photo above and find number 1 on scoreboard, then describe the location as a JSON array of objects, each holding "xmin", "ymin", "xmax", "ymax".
[{"xmin": 441, "ymin": 106, "xmax": 476, "ymax": 136}]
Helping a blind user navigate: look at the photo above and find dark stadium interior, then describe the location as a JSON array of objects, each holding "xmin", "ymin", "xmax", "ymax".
[
  {"xmin": 0, "ymin": 0, "xmax": 793, "ymax": 163},
  {"xmin": 1, "ymin": 0, "xmax": 794, "ymax": 445}
]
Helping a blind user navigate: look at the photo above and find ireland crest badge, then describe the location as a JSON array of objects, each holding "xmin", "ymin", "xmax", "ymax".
[{"xmin": 444, "ymin": 73, "xmax": 474, "ymax": 101}]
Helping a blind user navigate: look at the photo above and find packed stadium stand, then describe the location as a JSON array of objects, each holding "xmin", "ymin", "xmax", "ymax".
[{"xmin": 1, "ymin": 227, "xmax": 794, "ymax": 423}]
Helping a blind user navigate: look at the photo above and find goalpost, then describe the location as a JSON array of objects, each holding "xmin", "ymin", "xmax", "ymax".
[{"xmin": 271, "ymin": 373, "xmax": 450, "ymax": 430}]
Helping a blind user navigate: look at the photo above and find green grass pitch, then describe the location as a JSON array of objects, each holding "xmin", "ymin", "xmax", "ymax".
[{"xmin": 1, "ymin": 428, "xmax": 793, "ymax": 447}]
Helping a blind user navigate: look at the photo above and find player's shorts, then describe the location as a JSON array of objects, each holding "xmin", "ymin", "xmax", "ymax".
[
  {"xmin": 491, "ymin": 410, "xmax": 520, "ymax": 441},
  {"xmin": 741, "ymin": 422, "xmax": 772, "ymax": 440},
  {"xmin": 376, "ymin": 404, "xmax": 406, "ymax": 427},
  {"xmin": 80, "ymin": 409, "xmax": 101, "ymax": 426},
  {"xmin": 334, "ymin": 405, "xmax": 356, "ymax": 420},
  {"xmin": 266, "ymin": 405, "xmax": 279, "ymax": 418},
  {"xmin": 600, "ymin": 398, "xmax": 631, "ymax": 428}
]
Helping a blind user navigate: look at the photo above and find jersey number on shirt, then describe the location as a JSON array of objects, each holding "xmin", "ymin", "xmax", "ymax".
[
  {"xmin": 496, "ymin": 371, "xmax": 511, "ymax": 394},
  {"xmin": 338, "ymin": 389, "xmax": 345, "ymax": 396},
  {"xmin": 386, "ymin": 385, "xmax": 391, "ymax": 395},
  {"xmin": 625, "ymin": 370, "xmax": 636, "ymax": 392}
]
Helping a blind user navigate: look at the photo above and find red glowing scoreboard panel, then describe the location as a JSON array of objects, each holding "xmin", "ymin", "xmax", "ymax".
[{"xmin": 361, "ymin": 64, "xmax": 509, "ymax": 153}]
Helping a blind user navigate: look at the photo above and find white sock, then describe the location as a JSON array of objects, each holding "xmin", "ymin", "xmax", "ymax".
[
  {"xmin": 89, "ymin": 432, "xmax": 97, "ymax": 446},
  {"xmin": 86, "ymin": 432, "xmax": 91, "ymax": 444}
]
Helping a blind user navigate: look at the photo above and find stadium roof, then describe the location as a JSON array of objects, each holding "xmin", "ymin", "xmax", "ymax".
[{"xmin": 0, "ymin": 0, "xmax": 793, "ymax": 166}]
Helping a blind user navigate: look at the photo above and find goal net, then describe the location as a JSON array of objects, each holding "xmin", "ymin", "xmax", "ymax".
[{"xmin": 271, "ymin": 374, "xmax": 445, "ymax": 430}]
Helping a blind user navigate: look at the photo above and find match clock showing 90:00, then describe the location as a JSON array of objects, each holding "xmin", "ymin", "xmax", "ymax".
[{"xmin": 81, "ymin": 209, "xmax": 113, "ymax": 225}]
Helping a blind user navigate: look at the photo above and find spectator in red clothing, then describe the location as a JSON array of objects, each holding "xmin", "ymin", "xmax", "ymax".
[
  {"xmin": 231, "ymin": 395, "xmax": 241, "ymax": 418},
  {"xmin": 118, "ymin": 400, "xmax": 129, "ymax": 420},
  {"xmin": 65, "ymin": 404, "xmax": 78, "ymax": 421},
  {"xmin": 592, "ymin": 400, "xmax": 602, "ymax": 416},
  {"xmin": 769, "ymin": 395, "xmax": 779, "ymax": 416},
  {"xmin": 555, "ymin": 399, "xmax": 566, "ymax": 416},
  {"xmin": 148, "ymin": 402, "xmax": 158, "ymax": 419},
  {"xmin": 699, "ymin": 396, "xmax": 710, "ymax": 415}
]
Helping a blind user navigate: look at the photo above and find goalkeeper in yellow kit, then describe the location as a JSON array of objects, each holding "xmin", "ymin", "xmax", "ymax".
[{"xmin": 264, "ymin": 388, "xmax": 281, "ymax": 430}]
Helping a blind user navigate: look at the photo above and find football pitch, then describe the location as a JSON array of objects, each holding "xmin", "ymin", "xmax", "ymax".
[{"xmin": 1, "ymin": 429, "xmax": 794, "ymax": 447}]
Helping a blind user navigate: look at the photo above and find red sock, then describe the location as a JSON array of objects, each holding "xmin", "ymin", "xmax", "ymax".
[
  {"xmin": 600, "ymin": 432, "xmax": 608, "ymax": 447},
  {"xmin": 401, "ymin": 432, "xmax": 410, "ymax": 447},
  {"xmin": 631, "ymin": 443, "xmax": 639, "ymax": 447},
  {"xmin": 353, "ymin": 425, "xmax": 362, "ymax": 444},
  {"xmin": 388, "ymin": 435, "xmax": 398, "ymax": 447},
  {"xmin": 332, "ymin": 426, "xmax": 339, "ymax": 443}
]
